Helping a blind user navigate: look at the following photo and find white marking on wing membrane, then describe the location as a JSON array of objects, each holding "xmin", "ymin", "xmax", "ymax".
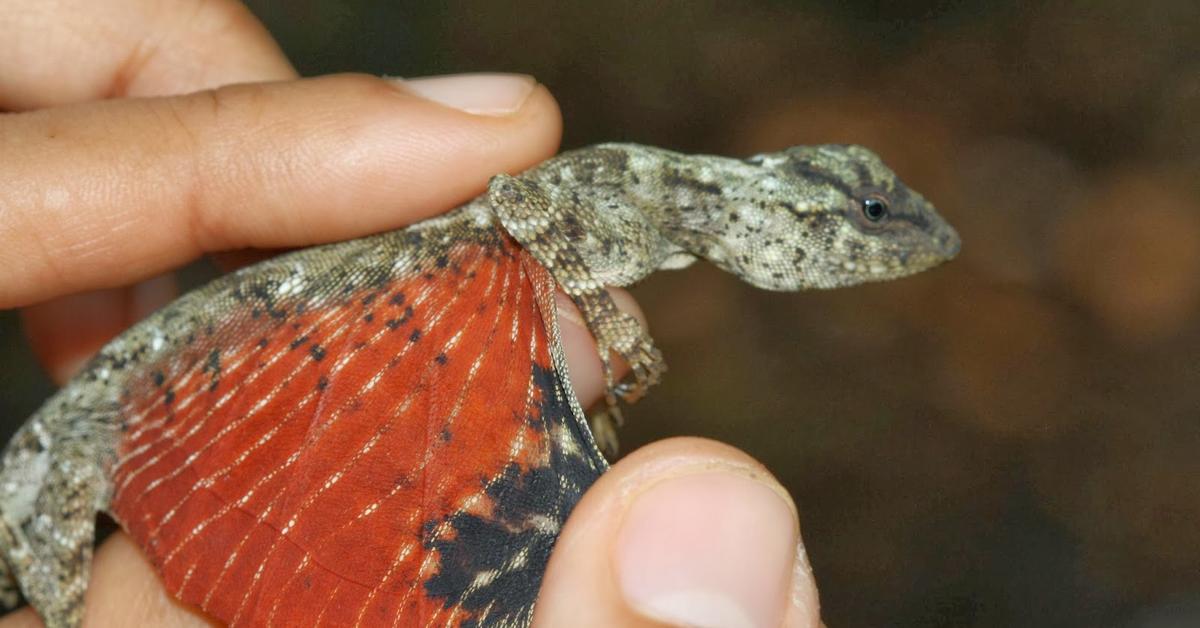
[
  {"xmin": 263, "ymin": 554, "xmax": 311, "ymax": 626},
  {"xmin": 311, "ymin": 579, "xmax": 343, "ymax": 627},
  {"xmin": 175, "ymin": 563, "xmax": 198, "ymax": 595}
]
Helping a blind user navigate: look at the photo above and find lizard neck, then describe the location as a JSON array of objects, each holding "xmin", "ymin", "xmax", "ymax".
[
  {"xmin": 620, "ymin": 146, "xmax": 767, "ymax": 270},
  {"xmin": 612, "ymin": 144, "xmax": 827, "ymax": 291},
  {"xmin": 524, "ymin": 143, "xmax": 786, "ymax": 281}
]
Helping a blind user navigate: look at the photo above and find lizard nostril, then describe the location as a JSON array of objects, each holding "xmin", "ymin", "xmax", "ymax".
[{"xmin": 939, "ymin": 231, "xmax": 961, "ymax": 258}]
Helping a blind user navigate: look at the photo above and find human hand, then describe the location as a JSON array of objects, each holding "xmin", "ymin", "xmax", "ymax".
[{"xmin": 0, "ymin": 2, "xmax": 820, "ymax": 626}]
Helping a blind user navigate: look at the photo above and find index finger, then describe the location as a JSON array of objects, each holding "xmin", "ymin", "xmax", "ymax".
[
  {"xmin": 5, "ymin": 0, "xmax": 294, "ymax": 381},
  {"xmin": 0, "ymin": 73, "xmax": 562, "ymax": 308}
]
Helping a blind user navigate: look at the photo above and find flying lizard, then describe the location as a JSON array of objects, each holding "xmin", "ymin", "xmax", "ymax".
[{"xmin": 0, "ymin": 143, "xmax": 959, "ymax": 627}]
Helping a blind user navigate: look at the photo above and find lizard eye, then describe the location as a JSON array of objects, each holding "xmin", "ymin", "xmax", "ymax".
[{"xmin": 861, "ymin": 197, "xmax": 889, "ymax": 222}]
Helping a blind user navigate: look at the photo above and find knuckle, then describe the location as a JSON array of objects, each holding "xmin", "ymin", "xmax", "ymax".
[
  {"xmin": 156, "ymin": 87, "xmax": 246, "ymax": 252},
  {"xmin": 325, "ymin": 73, "xmax": 399, "ymax": 102}
]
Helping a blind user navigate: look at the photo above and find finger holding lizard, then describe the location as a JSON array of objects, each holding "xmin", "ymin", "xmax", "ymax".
[{"xmin": 2, "ymin": 0, "xmax": 296, "ymax": 382}]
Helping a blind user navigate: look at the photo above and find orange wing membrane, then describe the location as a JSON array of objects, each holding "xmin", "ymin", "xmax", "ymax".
[{"xmin": 110, "ymin": 233, "xmax": 604, "ymax": 626}]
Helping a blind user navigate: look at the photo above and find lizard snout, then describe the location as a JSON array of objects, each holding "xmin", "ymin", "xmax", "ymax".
[{"xmin": 937, "ymin": 227, "xmax": 961, "ymax": 259}]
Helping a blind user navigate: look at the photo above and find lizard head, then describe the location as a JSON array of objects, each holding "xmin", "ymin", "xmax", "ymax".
[{"xmin": 728, "ymin": 144, "xmax": 960, "ymax": 290}]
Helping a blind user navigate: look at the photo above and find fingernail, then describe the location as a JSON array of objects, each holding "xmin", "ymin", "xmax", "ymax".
[
  {"xmin": 391, "ymin": 73, "xmax": 536, "ymax": 116},
  {"xmin": 615, "ymin": 470, "xmax": 798, "ymax": 628}
]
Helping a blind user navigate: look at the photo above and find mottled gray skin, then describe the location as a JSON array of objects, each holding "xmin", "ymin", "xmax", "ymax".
[{"xmin": 0, "ymin": 143, "xmax": 958, "ymax": 627}]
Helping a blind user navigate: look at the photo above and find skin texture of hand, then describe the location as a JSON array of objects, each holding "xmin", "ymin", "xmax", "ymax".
[{"xmin": 0, "ymin": 1, "xmax": 821, "ymax": 626}]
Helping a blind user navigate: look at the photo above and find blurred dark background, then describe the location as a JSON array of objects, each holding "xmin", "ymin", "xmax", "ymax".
[{"xmin": 3, "ymin": 1, "xmax": 1199, "ymax": 626}]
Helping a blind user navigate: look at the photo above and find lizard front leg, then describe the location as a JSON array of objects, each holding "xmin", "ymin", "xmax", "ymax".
[{"xmin": 488, "ymin": 174, "xmax": 666, "ymax": 455}]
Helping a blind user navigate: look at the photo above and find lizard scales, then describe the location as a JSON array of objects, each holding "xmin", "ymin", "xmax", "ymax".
[{"xmin": 0, "ymin": 143, "xmax": 959, "ymax": 627}]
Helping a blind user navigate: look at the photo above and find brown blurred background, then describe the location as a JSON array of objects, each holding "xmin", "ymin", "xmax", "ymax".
[{"xmin": 3, "ymin": 1, "xmax": 1199, "ymax": 626}]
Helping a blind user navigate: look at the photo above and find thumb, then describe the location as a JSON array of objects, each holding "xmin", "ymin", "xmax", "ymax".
[{"xmin": 535, "ymin": 437, "xmax": 821, "ymax": 628}]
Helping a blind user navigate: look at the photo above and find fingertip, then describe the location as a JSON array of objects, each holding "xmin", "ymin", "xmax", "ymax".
[
  {"xmin": 0, "ymin": 607, "xmax": 40, "ymax": 628},
  {"xmin": 85, "ymin": 534, "xmax": 217, "ymax": 627},
  {"xmin": 535, "ymin": 438, "xmax": 818, "ymax": 628},
  {"xmin": 555, "ymin": 292, "xmax": 606, "ymax": 406},
  {"xmin": 783, "ymin": 536, "xmax": 823, "ymax": 628},
  {"xmin": 21, "ymin": 276, "xmax": 177, "ymax": 384}
]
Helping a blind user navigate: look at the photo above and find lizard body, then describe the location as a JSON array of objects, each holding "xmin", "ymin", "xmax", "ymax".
[{"xmin": 0, "ymin": 143, "xmax": 958, "ymax": 627}]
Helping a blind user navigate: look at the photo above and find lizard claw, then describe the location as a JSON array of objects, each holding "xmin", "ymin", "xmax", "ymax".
[
  {"xmin": 611, "ymin": 335, "xmax": 665, "ymax": 404},
  {"xmin": 588, "ymin": 406, "xmax": 623, "ymax": 458},
  {"xmin": 588, "ymin": 337, "xmax": 665, "ymax": 459}
]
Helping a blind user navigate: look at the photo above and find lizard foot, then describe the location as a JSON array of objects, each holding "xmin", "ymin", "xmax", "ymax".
[
  {"xmin": 573, "ymin": 296, "xmax": 666, "ymax": 459},
  {"xmin": 586, "ymin": 325, "xmax": 666, "ymax": 459},
  {"xmin": 600, "ymin": 310, "xmax": 666, "ymax": 405}
]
